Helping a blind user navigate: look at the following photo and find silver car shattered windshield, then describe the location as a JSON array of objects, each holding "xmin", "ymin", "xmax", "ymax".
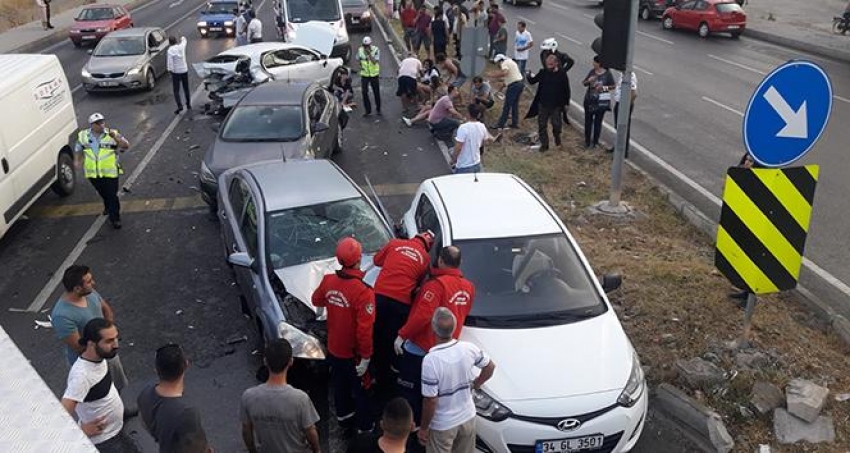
[{"xmin": 267, "ymin": 198, "xmax": 391, "ymax": 269}]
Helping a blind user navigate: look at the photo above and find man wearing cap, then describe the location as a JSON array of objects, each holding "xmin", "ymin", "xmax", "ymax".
[
  {"xmin": 76, "ymin": 113, "xmax": 130, "ymax": 229},
  {"xmin": 312, "ymin": 237, "xmax": 376, "ymax": 435},
  {"xmin": 357, "ymin": 36, "xmax": 381, "ymax": 116},
  {"xmin": 488, "ymin": 54, "xmax": 524, "ymax": 130},
  {"xmin": 371, "ymin": 231, "xmax": 434, "ymax": 396}
]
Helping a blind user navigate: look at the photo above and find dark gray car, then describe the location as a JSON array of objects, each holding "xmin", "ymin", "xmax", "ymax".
[
  {"xmin": 200, "ymin": 81, "xmax": 343, "ymax": 207},
  {"xmin": 217, "ymin": 159, "xmax": 392, "ymax": 360}
]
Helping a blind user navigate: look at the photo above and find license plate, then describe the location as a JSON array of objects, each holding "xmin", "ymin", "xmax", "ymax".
[
  {"xmin": 727, "ymin": 25, "xmax": 740, "ymax": 29},
  {"xmin": 82, "ymin": 35, "xmax": 96, "ymax": 40},
  {"xmin": 351, "ymin": 18, "xmax": 360, "ymax": 23},
  {"xmin": 209, "ymin": 27, "xmax": 223, "ymax": 31},
  {"xmin": 99, "ymin": 81, "xmax": 119, "ymax": 87},
  {"xmin": 536, "ymin": 434, "xmax": 605, "ymax": 453}
]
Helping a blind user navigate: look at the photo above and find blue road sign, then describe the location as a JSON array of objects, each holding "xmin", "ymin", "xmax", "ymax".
[{"xmin": 743, "ymin": 60, "xmax": 833, "ymax": 168}]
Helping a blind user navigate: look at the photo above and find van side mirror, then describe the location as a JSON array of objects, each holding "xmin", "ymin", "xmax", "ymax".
[{"xmin": 601, "ymin": 273, "xmax": 622, "ymax": 293}]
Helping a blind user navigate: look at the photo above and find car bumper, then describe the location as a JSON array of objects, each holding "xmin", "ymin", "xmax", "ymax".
[
  {"xmin": 82, "ymin": 72, "xmax": 147, "ymax": 91},
  {"xmin": 69, "ymin": 31, "xmax": 108, "ymax": 44},
  {"xmin": 475, "ymin": 391, "xmax": 648, "ymax": 453},
  {"xmin": 345, "ymin": 16, "xmax": 372, "ymax": 30},
  {"xmin": 716, "ymin": 23, "xmax": 746, "ymax": 32}
]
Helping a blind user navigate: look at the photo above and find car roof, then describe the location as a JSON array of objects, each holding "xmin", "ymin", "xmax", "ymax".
[
  {"xmin": 80, "ymin": 4, "xmax": 120, "ymax": 9},
  {"xmin": 208, "ymin": 0, "xmax": 238, "ymax": 4},
  {"xmin": 217, "ymin": 42, "xmax": 308, "ymax": 57},
  {"xmin": 244, "ymin": 160, "xmax": 363, "ymax": 211},
  {"xmin": 105, "ymin": 27, "xmax": 158, "ymax": 37},
  {"xmin": 428, "ymin": 173, "xmax": 562, "ymax": 240},
  {"xmin": 238, "ymin": 81, "xmax": 314, "ymax": 106}
]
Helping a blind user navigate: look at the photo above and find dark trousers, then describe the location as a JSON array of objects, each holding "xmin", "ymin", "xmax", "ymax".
[
  {"xmin": 45, "ymin": 3, "xmax": 52, "ymax": 26},
  {"xmin": 429, "ymin": 117, "xmax": 461, "ymax": 140},
  {"xmin": 538, "ymin": 104, "xmax": 563, "ymax": 148},
  {"xmin": 328, "ymin": 355, "xmax": 372, "ymax": 431},
  {"xmin": 89, "ymin": 177, "xmax": 120, "ymax": 222},
  {"xmin": 583, "ymin": 101, "xmax": 606, "ymax": 146},
  {"xmin": 613, "ymin": 102, "xmax": 635, "ymax": 158},
  {"xmin": 397, "ymin": 349, "xmax": 425, "ymax": 426},
  {"xmin": 361, "ymin": 76, "xmax": 381, "ymax": 114},
  {"xmin": 171, "ymin": 72, "xmax": 191, "ymax": 109},
  {"xmin": 497, "ymin": 81, "xmax": 523, "ymax": 128},
  {"xmin": 372, "ymin": 295, "xmax": 411, "ymax": 394}
]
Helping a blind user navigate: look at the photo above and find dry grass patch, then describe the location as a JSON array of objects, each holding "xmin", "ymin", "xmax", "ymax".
[{"xmin": 483, "ymin": 126, "xmax": 850, "ymax": 452}]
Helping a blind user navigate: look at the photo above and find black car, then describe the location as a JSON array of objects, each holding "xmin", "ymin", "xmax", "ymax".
[
  {"xmin": 342, "ymin": 0, "xmax": 372, "ymax": 32},
  {"xmin": 199, "ymin": 81, "xmax": 345, "ymax": 207},
  {"xmin": 640, "ymin": 0, "xmax": 679, "ymax": 20}
]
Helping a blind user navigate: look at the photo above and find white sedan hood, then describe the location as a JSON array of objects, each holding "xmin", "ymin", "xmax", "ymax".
[
  {"xmin": 462, "ymin": 310, "xmax": 632, "ymax": 402},
  {"xmin": 273, "ymin": 256, "xmax": 380, "ymax": 314}
]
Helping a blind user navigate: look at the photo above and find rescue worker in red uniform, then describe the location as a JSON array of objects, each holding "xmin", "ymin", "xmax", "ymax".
[
  {"xmin": 371, "ymin": 231, "xmax": 434, "ymax": 395},
  {"xmin": 393, "ymin": 245, "xmax": 475, "ymax": 425},
  {"xmin": 312, "ymin": 237, "xmax": 376, "ymax": 434}
]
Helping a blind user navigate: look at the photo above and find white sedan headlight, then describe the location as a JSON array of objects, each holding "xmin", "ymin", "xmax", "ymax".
[
  {"xmin": 617, "ymin": 351, "xmax": 646, "ymax": 407},
  {"xmin": 277, "ymin": 321, "xmax": 325, "ymax": 360},
  {"xmin": 127, "ymin": 65, "xmax": 142, "ymax": 75},
  {"xmin": 197, "ymin": 21, "xmax": 208, "ymax": 27},
  {"xmin": 473, "ymin": 389, "xmax": 512, "ymax": 421}
]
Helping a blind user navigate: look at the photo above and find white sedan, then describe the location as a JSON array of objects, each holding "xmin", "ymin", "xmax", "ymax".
[
  {"xmin": 397, "ymin": 173, "xmax": 647, "ymax": 453},
  {"xmin": 200, "ymin": 41, "xmax": 343, "ymax": 86}
]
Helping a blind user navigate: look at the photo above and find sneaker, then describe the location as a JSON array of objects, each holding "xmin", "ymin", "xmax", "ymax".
[
  {"xmin": 539, "ymin": 145, "xmax": 549, "ymax": 153},
  {"xmin": 174, "ymin": 107, "xmax": 183, "ymax": 115},
  {"xmin": 489, "ymin": 123, "xmax": 504, "ymax": 130},
  {"xmin": 363, "ymin": 112, "xmax": 372, "ymax": 117},
  {"xmin": 376, "ymin": 110, "xmax": 382, "ymax": 116},
  {"xmin": 606, "ymin": 147, "xmax": 615, "ymax": 153},
  {"xmin": 111, "ymin": 220, "xmax": 122, "ymax": 230},
  {"xmin": 402, "ymin": 117, "xmax": 413, "ymax": 127}
]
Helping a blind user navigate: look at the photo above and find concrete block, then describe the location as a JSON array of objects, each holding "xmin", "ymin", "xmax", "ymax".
[
  {"xmin": 750, "ymin": 381, "xmax": 784, "ymax": 415},
  {"xmin": 676, "ymin": 358, "xmax": 726, "ymax": 389},
  {"xmin": 786, "ymin": 379, "xmax": 829, "ymax": 423},
  {"xmin": 655, "ymin": 384, "xmax": 735, "ymax": 453},
  {"xmin": 773, "ymin": 408, "xmax": 835, "ymax": 444},
  {"xmin": 833, "ymin": 316, "xmax": 850, "ymax": 347}
]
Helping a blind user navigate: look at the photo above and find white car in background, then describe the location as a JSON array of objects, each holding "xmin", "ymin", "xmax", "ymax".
[{"xmin": 396, "ymin": 173, "xmax": 647, "ymax": 453}]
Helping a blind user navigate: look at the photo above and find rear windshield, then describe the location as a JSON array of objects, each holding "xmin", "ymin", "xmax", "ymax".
[
  {"xmin": 287, "ymin": 0, "xmax": 342, "ymax": 22},
  {"xmin": 715, "ymin": 3, "xmax": 743, "ymax": 13},
  {"xmin": 78, "ymin": 7, "xmax": 115, "ymax": 20}
]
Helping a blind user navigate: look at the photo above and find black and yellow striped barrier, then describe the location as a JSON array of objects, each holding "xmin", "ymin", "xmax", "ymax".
[{"xmin": 715, "ymin": 165, "xmax": 819, "ymax": 295}]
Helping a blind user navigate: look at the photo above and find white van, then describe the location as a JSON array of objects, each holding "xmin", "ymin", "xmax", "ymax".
[
  {"xmin": 276, "ymin": 0, "xmax": 351, "ymax": 62},
  {"xmin": 0, "ymin": 54, "xmax": 78, "ymax": 240}
]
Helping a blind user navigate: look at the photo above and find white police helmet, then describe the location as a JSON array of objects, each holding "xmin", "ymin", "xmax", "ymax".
[
  {"xmin": 88, "ymin": 112, "xmax": 105, "ymax": 124},
  {"xmin": 541, "ymin": 37, "xmax": 558, "ymax": 51}
]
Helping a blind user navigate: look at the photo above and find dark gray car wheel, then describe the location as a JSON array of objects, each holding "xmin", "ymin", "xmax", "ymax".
[
  {"xmin": 640, "ymin": 6, "xmax": 651, "ymax": 20},
  {"xmin": 333, "ymin": 123, "xmax": 343, "ymax": 155}
]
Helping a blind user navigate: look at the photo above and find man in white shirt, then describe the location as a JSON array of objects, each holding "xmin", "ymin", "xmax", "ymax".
[
  {"xmin": 418, "ymin": 308, "xmax": 496, "ymax": 452},
  {"xmin": 167, "ymin": 35, "xmax": 190, "ymax": 114},
  {"xmin": 235, "ymin": 8, "xmax": 248, "ymax": 46},
  {"xmin": 488, "ymin": 54, "xmax": 524, "ymax": 129},
  {"xmin": 247, "ymin": 10, "xmax": 263, "ymax": 43},
  {"xmin": 61, "ymin": 318, "xmax": 126, "ymax": 452},
  {"xmin": 513, "ymin": 21, "xmax": 533, "ymax": 74},
  {"xmin": 397, "ymin": 53, "xmax": 423, "ymax": 108},
  {"xmin": 609, "ymin": 71, "xmax": 638, "ymax": 158},
  {"xmin": 452, "ymin": 104, "xmax": 494, "ymax": 174}
]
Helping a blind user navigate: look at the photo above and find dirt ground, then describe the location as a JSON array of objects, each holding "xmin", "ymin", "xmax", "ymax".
[{"xmin": 377, "ymin": 5, "xmax": 850, "ymax": 451}]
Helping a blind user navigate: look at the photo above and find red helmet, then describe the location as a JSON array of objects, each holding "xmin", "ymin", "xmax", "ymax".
[
  {"xmin": 336, "ymin": 237, "xmax": 362, "ymax": 267},
  {"xmin": 415, "ymin": 230, "xmax": 435, "ymax": 250}
]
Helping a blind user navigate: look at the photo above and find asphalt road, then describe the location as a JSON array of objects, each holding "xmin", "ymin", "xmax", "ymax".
[
  {"xmin": 492, "ymin": 0, "xmax": 850, "ymax": 313},
  {"xmin": 0, "ymin": 0, "xmax": 698, "ymax": 451}
]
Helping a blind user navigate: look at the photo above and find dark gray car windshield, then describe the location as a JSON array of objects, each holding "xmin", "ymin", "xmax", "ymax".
[
  {"xmin": 288, "ymin": 0, "xmax": 342, "ymax": 22},
  {"xmin": 77, "ymin": 7, "xmax": 115, "ymax": 20},
  {"xmin": 93, "ymin": 37, "xmax": 145, "ymax": 56},
  {"xmin": 222, "ymin": 106, "xmax": 304, "ymax": 142},
  {"xmin": 267, "ymin": 198, "xmax": 391, "ymax": 269},
  {"xmin": 456, "ymin": 234, "xmax": 606, "ymax": 328}
]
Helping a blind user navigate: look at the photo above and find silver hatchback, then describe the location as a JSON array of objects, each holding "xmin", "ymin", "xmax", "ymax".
[{"xmin": 81, "ymin": 27, "xmax": 168, "ymax": 92}]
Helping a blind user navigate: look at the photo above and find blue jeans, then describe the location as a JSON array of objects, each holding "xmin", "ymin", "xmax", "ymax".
[
  {"xmin": 516, "ymin": 59, "xmax": 527, "ymax": 74},
  {"xmin": 454, "ymin": 163, "xmax": 481, "ymax": 173},
  {"xmin": 497, "ymin": 81, "xmax": 523, "ymax": 128}
]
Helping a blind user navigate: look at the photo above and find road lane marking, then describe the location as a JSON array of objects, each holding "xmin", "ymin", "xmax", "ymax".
[
  {"xmin": 169, "ymin": 0, "xmax": 185, "ymax": 7},
  {"xmin": 517, "ymin": 15, "xmax": 536, "ymax": 25},
  {"xmin": 707, "ymin": 54, "xmax": 766, "ymax": 75},
  {"xmin": 25, "ymin": 84, "xmax": 206, "ymax": 313},
  {"xmin": 834, "ymin": 95, "xmax": 850, "ymax": 104},
  {"xmin": 702, "ymin": 96, "xmax": 744, "ymax": 117},
  {"xmin": 636, "ymin": 30, "xmax": 673, "ymax": 45},
  {"xmin": 582, "ymin": 13, "xmax": 595, "ymax": 19},
  {"xmin": 550, "ymin": 3, "xmax": 571, "ymax": 12},
  {"xmin": 556, "ymin": 32, "xmax": 582, "ymax": 46},
  {"xmin": 633, "ymin": 65, "xmax": 653, "ymax": 76}
]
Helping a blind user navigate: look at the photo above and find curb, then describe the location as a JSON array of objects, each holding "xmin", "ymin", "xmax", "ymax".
[
  {"xmin": 9, "ymin": 0, "xmax": 155, "ymax": 54},
  {"xmin": 654, "ymin": 384, "xmax": 734, "ymax": 453},
  {"xmin": 744, "ymin": 27, "xmax": 850, "ymax": 64}
]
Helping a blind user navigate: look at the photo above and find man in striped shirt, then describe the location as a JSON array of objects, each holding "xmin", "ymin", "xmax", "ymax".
[{"xmin": 418, "ymin": 308, "xmax": 496, "ymax": 452}]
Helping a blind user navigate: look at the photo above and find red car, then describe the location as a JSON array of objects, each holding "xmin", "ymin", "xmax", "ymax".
[
  {"xmin": 661, "ymin": 0, "xmax": 746, "ymax": 38},
  {"xmin": 68, "ymin": 5, "xmax": 133, "ymax": 47}
]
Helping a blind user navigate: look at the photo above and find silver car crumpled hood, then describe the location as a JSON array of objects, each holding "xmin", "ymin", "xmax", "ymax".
[
  {"xmin": 273, "ymin": 255, "xmax": 380, "ymax": 317},
  {"xmin": 87, "ymin": 55, "xmax": 146, "ymax": 75}
]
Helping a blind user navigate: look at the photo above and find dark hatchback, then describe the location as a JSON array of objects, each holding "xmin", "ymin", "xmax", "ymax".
[{"xmin": 341, "ymin": 0, "xmax": 372, "ymax": 32}]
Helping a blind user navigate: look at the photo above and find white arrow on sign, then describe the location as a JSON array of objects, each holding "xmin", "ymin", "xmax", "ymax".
[{"xmin": 763, "ymin": 86, "xmax": 808, "ymax": 139}]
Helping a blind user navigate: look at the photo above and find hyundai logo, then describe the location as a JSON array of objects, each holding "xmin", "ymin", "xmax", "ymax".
[{"xmin": 557, "ymin": 419, "xmax": 581, "ymax": 432}]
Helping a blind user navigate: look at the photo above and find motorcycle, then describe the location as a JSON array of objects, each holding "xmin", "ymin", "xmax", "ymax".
[{"xmin": 833, "ymin": 14, "xmax": 850, "ymax": 34}]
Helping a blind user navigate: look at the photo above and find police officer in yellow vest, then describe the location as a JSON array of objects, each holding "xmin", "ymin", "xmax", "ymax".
[
  {"xmin": 358, "ymin": 36, "xmax": 381, "ymax": 116},
  {"xmin": 75, "ymin": 113, "xmax": 130, "ymax": 229}
]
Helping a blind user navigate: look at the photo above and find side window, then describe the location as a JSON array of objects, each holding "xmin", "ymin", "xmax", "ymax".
[
  {"xmin": 147, "ymin": 33, "xmax": 156, "ymax": 49},
  {"xmin": 414, "ymin": 195, "xmax": 441, "ymax": 238},
  {"xmin": 290, "ymin": 47, "xmax": 319, "ymax": 63},
  {"xmin": 240, "ymin": 192, "xmax": 259, "ymax": 257},
  {"xmin": 679, "ymin": 1, "xmax": 695, "ymax": 9},
  {"xmin": 694, "ymin": 0, "xmax": 707, "ymax": 10},
  {"xmin": 228, "ymin": 178, "xmax": 247, "ymax": 218},
  {"xmin": 308, "ymin": 92, "xmax": 324, "ymax": 123}
]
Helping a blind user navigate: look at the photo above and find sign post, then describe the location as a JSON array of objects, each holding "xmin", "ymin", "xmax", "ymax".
[{"xmin": 716, "ymin": 59, "xmax": 832, "ymax": 347}]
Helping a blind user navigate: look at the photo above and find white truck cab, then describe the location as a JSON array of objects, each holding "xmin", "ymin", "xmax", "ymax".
[{"xmin": 0, "ymin": 54, "xmax": 78, "ymax": 240}]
